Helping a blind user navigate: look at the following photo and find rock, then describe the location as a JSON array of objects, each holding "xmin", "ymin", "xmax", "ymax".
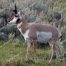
[
  {"xmin": 0, "ymin": 32, "xmax": 8, "ymax": 41},
  {"xmin": 0, "ymin": 24, "xmax": 20, "ymax": 37},
  {"xmin": 0, "ymin": 17, "xmax": 6, "ymax": 28}
]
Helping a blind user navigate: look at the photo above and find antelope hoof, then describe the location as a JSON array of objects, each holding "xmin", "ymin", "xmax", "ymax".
[
  {"xmin": 25, "ymin": 57, "xmax": 33, "ymax": 63},
  {"xmin": 48, "ymin": 60, "xmax": 52, "ymax": 64}
]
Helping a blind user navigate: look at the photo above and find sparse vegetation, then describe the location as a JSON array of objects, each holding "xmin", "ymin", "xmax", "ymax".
[{"xmin": 0, "ymin": 38, "xmax": 65, "ymax": 66}]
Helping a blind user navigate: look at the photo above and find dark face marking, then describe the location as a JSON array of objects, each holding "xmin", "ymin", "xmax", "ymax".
[{"xmin": 16, "ymin": 18, "xmax": 21, "ymax": 24}]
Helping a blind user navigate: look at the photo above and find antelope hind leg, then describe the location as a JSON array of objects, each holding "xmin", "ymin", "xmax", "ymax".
[{"xmin": 49, "ymin": 41, "xmax": 55, "ymax": 64}]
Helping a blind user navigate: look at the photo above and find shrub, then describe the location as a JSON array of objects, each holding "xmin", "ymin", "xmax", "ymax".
[{"xmin": 61, "ymin": 28, "xmax": 66, "ymax": 41}]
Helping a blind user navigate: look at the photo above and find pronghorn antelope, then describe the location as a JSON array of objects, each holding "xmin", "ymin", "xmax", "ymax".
[{"xmin": 9, "ymin": 11, "xmax": 63, "ymax": 63}]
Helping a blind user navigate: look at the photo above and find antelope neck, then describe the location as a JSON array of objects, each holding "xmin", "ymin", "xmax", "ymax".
[
  {"xmin": 17, "ymin": 22, "xmax": 29, "ymax": 34},
  {"xmin": 17, "ymin": 22, "xmax": 30, "ymax": 41}
]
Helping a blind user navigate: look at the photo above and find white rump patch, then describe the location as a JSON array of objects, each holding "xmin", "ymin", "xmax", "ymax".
[{"xmin": 36, "ymin": 32, "xmax": 52, "ymax": 43}]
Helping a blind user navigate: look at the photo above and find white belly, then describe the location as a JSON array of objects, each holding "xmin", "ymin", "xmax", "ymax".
[{"xmin": 36, "ymin": 32, "xmax": 52, "ymax": 43}]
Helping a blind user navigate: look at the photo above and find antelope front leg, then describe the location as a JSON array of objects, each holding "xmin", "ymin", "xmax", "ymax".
[
  {"xmin": 25, "ymin": 41, "xmax": 31, "ymax": 61},
  {"xmin": 32, "ymin": 41, "xmax": 38, "ymax": 62}
]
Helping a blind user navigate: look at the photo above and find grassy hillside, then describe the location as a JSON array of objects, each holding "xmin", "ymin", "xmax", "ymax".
[{"xmin": 0, "ymin": 38, "xmax": 65, "ymax": 66}]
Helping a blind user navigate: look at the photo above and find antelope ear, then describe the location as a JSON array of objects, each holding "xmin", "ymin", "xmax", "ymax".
[{"xmin": 13, "ymin": 3, "xmax": 17, "ymax": 14}]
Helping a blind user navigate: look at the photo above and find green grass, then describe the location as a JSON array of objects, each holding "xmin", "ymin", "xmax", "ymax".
[{"xmin": 0, "ymin": 39, "xmax": 65, "ymax": 66}]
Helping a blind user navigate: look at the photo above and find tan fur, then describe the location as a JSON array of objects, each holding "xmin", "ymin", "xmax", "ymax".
[{"xmin": 11, "ymin": 15, "xmax": 62, "ymax": 63}]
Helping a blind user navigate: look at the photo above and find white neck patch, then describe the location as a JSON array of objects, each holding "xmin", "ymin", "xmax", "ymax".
[
  {"xmin": 17, "ymin": 22, "xmax": 22, "ymax": 28},
  {"xmin": 17, "ymin": 24, "xmax": 30, "ymax": 41}
]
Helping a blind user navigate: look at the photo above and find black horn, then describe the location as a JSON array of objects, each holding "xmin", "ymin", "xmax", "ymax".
[{"xmin": 13, "ymin": 3, "xmax": 17, "ymax": 14}]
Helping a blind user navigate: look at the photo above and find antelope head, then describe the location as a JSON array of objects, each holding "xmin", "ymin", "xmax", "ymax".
[{"xmin": 9, "ymin": 11, "xmax": 25, "ymax": 24}]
